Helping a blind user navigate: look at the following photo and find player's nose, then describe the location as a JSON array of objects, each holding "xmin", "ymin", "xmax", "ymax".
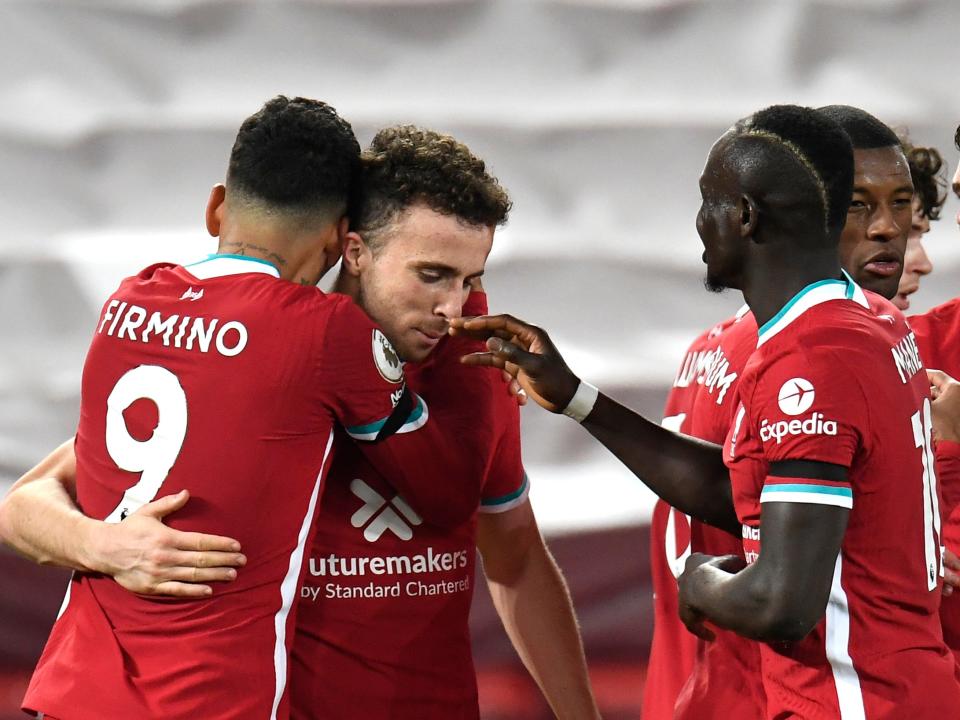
[
  {"xmin": 434, "ymin": 287, "xmax": 463, "ymax": 320},
  {"xmin": 867, "ymin": 203, "xmax": 902, "ymax": 242}
]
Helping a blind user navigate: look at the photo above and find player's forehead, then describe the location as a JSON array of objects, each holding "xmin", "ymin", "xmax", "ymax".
[
  {"xmin": 699, "ymin": 132, "xmax": 737, "ymax": 191},
  {"xmin": 851, "ymin": 146, "xmax": 913, "ymax": 196},
  {"xmin": 380, "ymin": 204, "xmax": 492, "ymax": 274}
]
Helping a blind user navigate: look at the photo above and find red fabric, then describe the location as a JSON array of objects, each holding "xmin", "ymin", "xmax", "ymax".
[
  {"xmin": 289, "ymin": 291, "xmax": 527, "ymax": 720},
  {"xmin": 23, "ymin": 262, "xmax": 489, "ymax": 720},
  {"xmin": 726, "ymin": 286, "xmax": 960, "ymax": 718},
  {"xmin": 644, "ymin": 310, "xmax": 765, "ymax": 720},
  {"xmin": 911, "ymin": 298, "xmax": 960, "ymax": 663}
]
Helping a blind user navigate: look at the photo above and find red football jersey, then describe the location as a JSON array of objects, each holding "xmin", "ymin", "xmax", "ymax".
[
  {"xmin": 644, "ymin": 307, "xmax": 765, "ymax": 720},
  {"xmin": 23, "ymin": 256, "xmax": 492, "ymax": 720},
  {"xmin": 909, "ymin": 297, "xmax": 960, "ymax": 661},
  {"xmin": 290, "ymin": 292, "xmax": 527, "ymax": 720},
  {"xmin": 726, "ymin": 276, "xmax": 960, "ymax": 719}
]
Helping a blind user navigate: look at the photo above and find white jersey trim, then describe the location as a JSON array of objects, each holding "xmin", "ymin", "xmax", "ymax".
[
  {"xmin": 826, "ymin": 552, "xmax": 866, "ymax": 719},
  {"xmin": 270, "ymin": 429, "xmax": 334, "ymax": 720},
  {"xmin": 184, "ymin": 254, "xmax": 281, "ymax": 280},
  {"xmin": 479, "ymin": 473, "xmax": 531, "ymax": 514},
  {"xmin": 55, "ymin": 573, "xmax": 74, "ymax": 620}
]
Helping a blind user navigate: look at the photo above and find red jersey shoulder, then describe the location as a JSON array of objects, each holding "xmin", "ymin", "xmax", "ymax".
[
  {"xmin": 668, "ymin": 310, "xmax": 755, "ymax": 408},
  {"xmin": 910, "ymin": 296, "xmax": 960, "ymax": 373},
  {"xmin": 665, "ymin": 309, "xmax": 757, "ymax": 442},
  {"xmin": 744, "ymin": 311, "xmax": 873, "ymax": 468}
]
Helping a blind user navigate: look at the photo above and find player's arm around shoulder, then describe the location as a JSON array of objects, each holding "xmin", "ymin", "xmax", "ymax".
[
  {"xmin": 478, "ymin": 500, "xmax": 601, "ymax": 720},
  {"xmin": 0, "ymin": 438, "xmax": 244, "ymax": 598}
]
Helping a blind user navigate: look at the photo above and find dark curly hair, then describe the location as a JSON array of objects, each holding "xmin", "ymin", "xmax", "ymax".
[
  {"xmin": 352, "ymin": 125, "xmax": 511, "ymax": 248},
  {"xmin": 227, "ymin": 95, "xmax": 360, "ymax": 223},
  {"xmin": 899, "ymin": 136, "xmax": 947, "ymax": 221}
]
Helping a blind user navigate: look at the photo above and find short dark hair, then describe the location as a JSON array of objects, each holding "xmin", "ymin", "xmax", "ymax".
[
  {"xmin": 352, "ymin": 125, "xmax": 511, "ymax": 247},
  {"xmin": 955, "ymin": 124, "xmax": 960, "ymax": 152},
  {"xmin": 730, "ymin": 104, "xmax": 854, "ymax": 238},
  {"xmin": 816, "ymin": 105, "xmax": 901, "ymax": 150},
  {"xmin": 900, "ymin": 137, "xmax": 947, "ymax": 221},
  {"xmin": 226, "ymin": 95, "xmax": 360, "ymax": 222}
]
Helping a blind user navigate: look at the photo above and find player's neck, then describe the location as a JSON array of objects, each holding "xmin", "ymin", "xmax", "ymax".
[
  {"xmin": 331, "ymin": 271, "xmax": 360, "ymax": 301},
  {"xmin": 216, "ymin": 224, "xmax": 339, "ymax": 286},
  {"xmin": 743, "ymin": 250, "xmax": 843, "ymax": 328}
]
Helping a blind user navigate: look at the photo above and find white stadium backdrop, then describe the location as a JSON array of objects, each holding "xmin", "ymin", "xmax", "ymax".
[{"xmin": 0, "ymin": 0, "xmax": 959, "ymax": 715}]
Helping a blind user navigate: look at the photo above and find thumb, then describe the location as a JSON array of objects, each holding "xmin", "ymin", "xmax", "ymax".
[
  {"xmin": 928, "ymin": 368, "xmax": 950, "ymax": 392},
  {"xmin": 136, "ymin": 489, "xmax": 190, "ymax": 520}
]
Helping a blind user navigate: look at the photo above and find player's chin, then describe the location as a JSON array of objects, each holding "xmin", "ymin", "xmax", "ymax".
[
  {"xmin": 703, "ymin": 271, "xmax": 729, "ymax": 294},
  {"xmin": 859, "ymin": 273, "xmax": 900, "ymax": 302},
  {"xmin": 402, "ymin": 335, "xmax": 438, "ymax": 363}
]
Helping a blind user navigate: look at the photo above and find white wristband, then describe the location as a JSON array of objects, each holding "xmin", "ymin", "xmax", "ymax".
[{"xmin": 562, "ymin": 380, "xmax": 599, "ymax": 423}]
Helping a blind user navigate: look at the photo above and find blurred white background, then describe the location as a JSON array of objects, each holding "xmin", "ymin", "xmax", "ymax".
[
  {"xmin": 2, "ymin": 0, "xmax": 958, "ymax": 535},
  {"xmin": 1, "ymin": 2, "xmax": 959, "ymax": 717}
]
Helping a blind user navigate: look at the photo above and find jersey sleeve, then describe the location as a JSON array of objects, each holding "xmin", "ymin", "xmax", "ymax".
[
  {"xmin": 319, "ymin": 296, "xmax": 496, "ymax": 529},
  {"xmin": 319, "ymin": 296, "xmax": 425, "ymax": 440},
  {"xmin": 749, "ymin": 344, "xmax": 868, "ymax": 510},
  {"xmin": 478, "ymin": 384, "xmax": 529, "ymax": 514}
]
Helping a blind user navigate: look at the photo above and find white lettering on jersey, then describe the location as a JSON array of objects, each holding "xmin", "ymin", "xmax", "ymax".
[
  {"xmin": 306, "ymin": 547, "xmax": 470, "ymax": 578},
  {"xmin": 891, "ymin": 332, "xmax": 923, "ymax": 384},
  {"xmin": 759, "ymin": 412, "xmax": 838, "ymax": 444},
  {"xmin": 672, "ymin": 346, "xmax": 738, "ymax": 404},
  {"xmin": 97, "ymin": 300, "xmax": 248, "ymax": 358}
]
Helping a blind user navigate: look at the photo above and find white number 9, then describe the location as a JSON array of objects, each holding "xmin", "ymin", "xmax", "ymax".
[{"xmin": 104, "ymin": 365, "xmax": 188, "ymax": 523}]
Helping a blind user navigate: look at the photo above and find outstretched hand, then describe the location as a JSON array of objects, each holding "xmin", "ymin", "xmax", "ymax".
[
  {"xmin": 91, "ymin": 490, "xmax": 245, "ymax": 598},
  {"xmin": 928, "ymin": 369, "xmax": 960, "ymax": 443},
  {"xmin": 449, "ymin": 314, "xmax": 579, "ymax": 413}
]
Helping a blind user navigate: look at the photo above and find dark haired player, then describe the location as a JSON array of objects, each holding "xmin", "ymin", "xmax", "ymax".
[
  {"xmin": 893, "ymin": 140, "xmax": 948, "ymax": 311},
  {"xmin": 0, "ymin": 97, "xmax": 498, "ymax": 720},
  {"xmin": 291, "ymin": 126, "xmax": 598, "ymax": 719},
  {"xmin": 454, "ymin": 105, "xmax": 960, "ymax": 718},
  {"xmin": 644, "ymin": 106, "xmax": 927, "ymax": 720},
  {"xmin": 1, "ymin": 123, "xmax": 597, "ymax": 718}
]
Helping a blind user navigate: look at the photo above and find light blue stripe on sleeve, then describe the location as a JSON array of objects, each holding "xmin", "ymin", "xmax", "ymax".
[
  {"xmin": 760, "ymin": 483, "xmax": 852, "ymax": 508},
  {"xmin": 346, "ymin": 394, "xmax": 427, "ymax": 441}
]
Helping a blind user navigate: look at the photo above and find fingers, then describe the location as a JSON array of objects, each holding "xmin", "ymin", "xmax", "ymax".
[
  {"xmin": 158, "ymin": 557, "xmax": 241, "ymax": 584},
  {"xmin": 451, "ymin": 314, "xmax": 541, "ymax": 347},
  {"xmin": 485, "ymin": 337, "xmax": 545, "ymax": 375},
  {"xmin": 944, "ymin": 547, "xmax": 960, "ymax": 570},
  {"xmin": 461, "ymin": 352, "xmax": 507, "ymax": 369},
  {"xmin": 175, "ymin": 530, "xmax": 243, "ymax": 554},
  {"xmin": 149, "ymin": 581, "xmax": 214, "ymax": 598},
  {"xmin": 137, "ymin": 490, "xmax": 190, "ymax": 519},
  {"xmin": 680, "ymin": 607, "xmax": 716, "ymax": 641},
  {"xmin": 167, "ymin": 549, "xmax": 246, "ymax": 572},
  {"xmin": 928, "ymin": 368, "xmax": 951, "ymax": 391}
]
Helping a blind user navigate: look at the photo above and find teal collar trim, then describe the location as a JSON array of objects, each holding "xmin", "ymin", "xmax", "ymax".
[
  {"xmin": 756, "ymin": 271, "xmax": 865, "ymax": 347},
  {"xmin": 184, "ymin": 253, "xmax": 281, "ymax": 279}
]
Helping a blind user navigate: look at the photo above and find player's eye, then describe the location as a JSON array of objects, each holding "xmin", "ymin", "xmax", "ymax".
[
  {"xmin": 417, "ymin": 270, "xmax": 442, "ymax": 283},
  {"xmin": 849, "ymin": 199, "xmax": 867, "ymax": 210}
]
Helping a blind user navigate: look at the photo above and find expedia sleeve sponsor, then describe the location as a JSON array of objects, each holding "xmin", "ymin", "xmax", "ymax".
[{"xmin": 759, "ymin": 413, "xmax": 838, "ymax": 445}]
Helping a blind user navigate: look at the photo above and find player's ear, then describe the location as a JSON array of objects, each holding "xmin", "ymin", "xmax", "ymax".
[
  {"xmin": 341, "ymin": 231, "xmax": 371, "ymax": 277},
  {"xmin": 205, "ymin": 184, "xmax": 227, "ymax": 237},
  {"xmin": 739, "ymin": 193, "xmax": 760, "ymax": 241}
]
